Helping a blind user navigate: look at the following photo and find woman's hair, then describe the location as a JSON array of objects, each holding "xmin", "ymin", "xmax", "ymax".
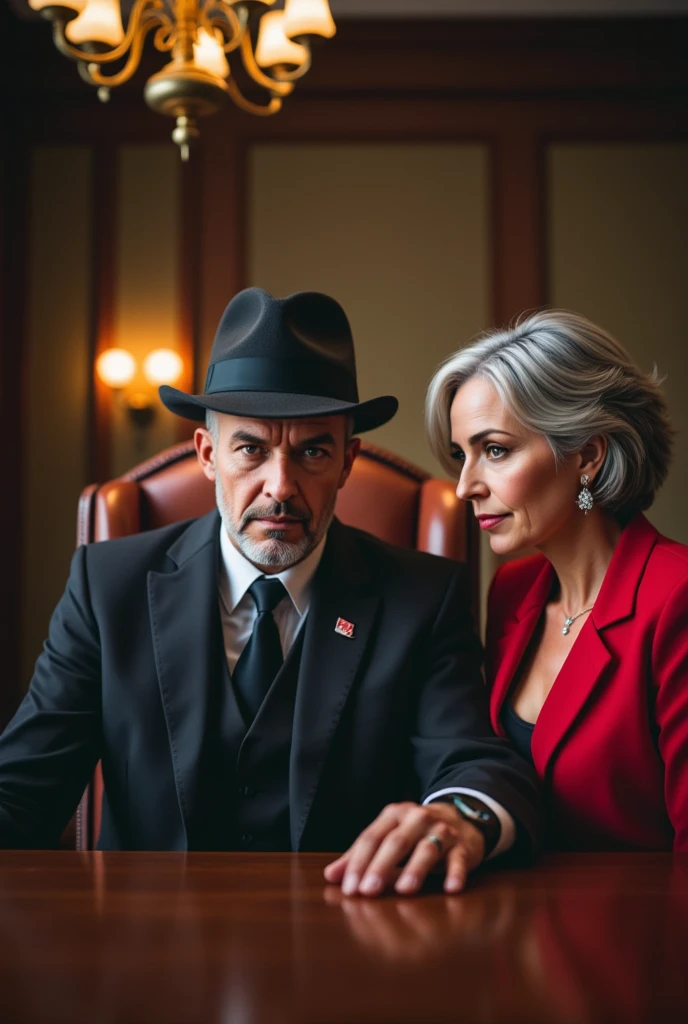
[{"xmin": 425, "ymin": 309, "xmax": 673, "ymax": 520}]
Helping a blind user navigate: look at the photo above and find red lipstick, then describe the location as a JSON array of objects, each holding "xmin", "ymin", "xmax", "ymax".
[{"xmin": 476, "ymin": 514, "xmax": 510, "ymax": 530}]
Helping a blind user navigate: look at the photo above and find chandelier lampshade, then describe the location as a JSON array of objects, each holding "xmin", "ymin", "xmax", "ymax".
[
  {"xmin": 283, "ymin": 0, "xmax": 335, "ymax": 41},
  {"xmin": 25, "ymin": 0, "xmax": 336, "ymax": 159},
  {"xmin": 255, "ymin": 10, "xmax": 309, "ymax": 72},
  {"xmin": 65, "ymin": 0, "xmax": 125, "ymax": 46}
]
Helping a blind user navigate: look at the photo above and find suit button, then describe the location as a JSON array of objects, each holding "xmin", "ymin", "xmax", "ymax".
[{"xmin": 241, "ymin": 833, "xmax": 253, "ymax": 845}]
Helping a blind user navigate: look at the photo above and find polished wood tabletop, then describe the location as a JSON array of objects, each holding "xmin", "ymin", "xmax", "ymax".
[{"xmin": 0, "ymin": 851, "xmax": 686, "ymax": 1024}]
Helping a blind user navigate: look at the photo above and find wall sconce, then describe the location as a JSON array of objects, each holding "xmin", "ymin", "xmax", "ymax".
[{"xmin": 96, "ymin": 347, "xmax": 184, "ymax": 428}]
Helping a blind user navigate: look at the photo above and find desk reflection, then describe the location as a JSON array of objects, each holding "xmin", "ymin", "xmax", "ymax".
[
  {"xmin": 0, "ymin": 854, "xmax": 685, "ymax": 1024},
  {"xmin": 310, "ymin": 860, "xmax": 688, "ymax": 1024}
]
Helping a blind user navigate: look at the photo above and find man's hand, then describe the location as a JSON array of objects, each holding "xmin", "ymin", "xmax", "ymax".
[{"xmin": 323, "ymin": 801, "xmax": 486, "ymax": 897}]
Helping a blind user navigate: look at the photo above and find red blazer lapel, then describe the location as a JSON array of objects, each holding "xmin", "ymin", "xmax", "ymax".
[
  {"xmin": 489, "ymin": 559, "xmax": 553, "ymax": 734},
  {"xmin": 489, "ymin": 514, "xmax": 659, "ymax": 775},
  {"xmin": 531, "ymin": 514, "xmax": 658, "ymax": 778},
  {"xmin": 531, "ymin": 621, "xmax": 612, "ymax": 777},
  {"xmin": 590, "ymin": 514, "xmax": 658, "ymax": 630}
]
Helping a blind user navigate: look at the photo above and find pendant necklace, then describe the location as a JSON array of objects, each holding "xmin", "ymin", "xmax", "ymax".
[{"xmin": 562, "ymin": 606, "xmax": 594, "ymax": 636}]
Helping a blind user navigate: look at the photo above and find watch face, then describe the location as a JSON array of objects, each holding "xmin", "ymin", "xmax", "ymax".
[
  {"xmin": 453, "ymin": 795, "xmax": 492, "ymax": 823},
  {"xmin": 449, "ymin": 797, "xmax": 501, "ymax": 857}
]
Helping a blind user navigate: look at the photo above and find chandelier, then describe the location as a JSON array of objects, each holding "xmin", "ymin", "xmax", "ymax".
[{"xmin": 27, "ymin": 0, "xmax": 336, "ymax": 158}]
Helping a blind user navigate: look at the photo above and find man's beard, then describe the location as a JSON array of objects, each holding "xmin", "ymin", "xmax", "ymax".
[{"xmin": 215, "ymin": 477, "xmax": 336, "ymax": 568}]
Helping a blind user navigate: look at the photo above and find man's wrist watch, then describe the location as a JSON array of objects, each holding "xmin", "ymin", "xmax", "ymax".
[{"xmin": 432, "ymin": 794, "xmax": 502, "ymax": 858}]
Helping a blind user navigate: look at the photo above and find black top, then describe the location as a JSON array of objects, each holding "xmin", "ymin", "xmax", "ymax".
[{"xmin": 501, "ymin": 701, "xmax": 535, "ymax": 764}]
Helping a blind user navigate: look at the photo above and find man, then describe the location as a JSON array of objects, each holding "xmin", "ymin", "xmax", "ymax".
[{"xmin": 0, "ymin": 288, "xmax": 539, "ymax": 896}]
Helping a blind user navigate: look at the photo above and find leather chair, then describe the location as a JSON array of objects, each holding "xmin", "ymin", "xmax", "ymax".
[{"xmin": 73, "ymin": 439, "xmax": 477, "ymax": 849}]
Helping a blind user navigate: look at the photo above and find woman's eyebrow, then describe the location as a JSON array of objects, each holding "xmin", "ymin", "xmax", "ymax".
[{"xmin": 466, "ymin": 429, "xmax": 518, "ymax": 445}]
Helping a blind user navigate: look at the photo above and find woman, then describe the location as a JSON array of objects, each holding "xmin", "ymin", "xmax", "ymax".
[{"xmin": 426, "ymin": 310, "xmax": 688, "ymax": 851}]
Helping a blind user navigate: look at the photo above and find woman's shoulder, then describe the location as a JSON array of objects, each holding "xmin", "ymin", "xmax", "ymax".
[
  {"xmin": 599, "ymin": 516, "xmax": 688, "ymax": 625},
  {"xmin": 642, "ymin": 528, "xmax": 688, "ymax": 600},
  {"xmin": 651, "ymin": 529, "xmax": 688, "ymax": 572},
  {"xmin": 623, "ymin": 515, "xmax": 688, "ymax": 592}
]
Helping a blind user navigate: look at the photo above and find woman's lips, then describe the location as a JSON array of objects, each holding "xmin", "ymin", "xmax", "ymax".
[{"xmin": 476, "ymin": 514, "xmax": 510, "ymax": 530}]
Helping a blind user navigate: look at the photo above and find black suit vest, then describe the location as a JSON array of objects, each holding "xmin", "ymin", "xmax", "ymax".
[{"xmin": 189, "ymin": 624, "xmax": 306, "ymax": 851}]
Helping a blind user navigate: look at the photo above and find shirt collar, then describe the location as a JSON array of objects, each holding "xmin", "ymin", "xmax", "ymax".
[{"xmin": 219, "ymin": 522, "xmax": 326, "ymax": 618}]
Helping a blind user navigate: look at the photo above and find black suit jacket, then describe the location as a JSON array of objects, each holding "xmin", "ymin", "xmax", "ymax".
[{"xmin": 0, "ymin": 512, "xmax": 540, "ymax": 851}]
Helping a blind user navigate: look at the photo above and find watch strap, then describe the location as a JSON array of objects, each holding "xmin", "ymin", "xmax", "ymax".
[{"xmin": 434, "ymin": 794, "xmax": 502, "ymax": 858}]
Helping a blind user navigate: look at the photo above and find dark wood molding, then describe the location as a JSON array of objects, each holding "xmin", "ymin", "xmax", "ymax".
[
  {"xmin": 88, "ymin": 143, "xmax": 118, "ymax": 485},
  {"xmin": 0, "ymin": 124, "xmax": 30, "ymax": 727},
  {"xmin": 176, "ymin": 155, "xmax": 202, "ymax": 444},
  {"xmin": 198, "ymin": 119, "xmax": 248, "ymax": 373},
  {"xmin": 3, "ymin": 14, "xmax": 688, "ymax": 101},
  {"xmin": 490, "ymin": 130, "xmax": 547, "ymax": 325}
]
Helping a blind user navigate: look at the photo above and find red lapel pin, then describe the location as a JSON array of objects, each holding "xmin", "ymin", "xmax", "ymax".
[{"xmin": 334, "ymin": 617, "xmax": 355, "ymax": 639}]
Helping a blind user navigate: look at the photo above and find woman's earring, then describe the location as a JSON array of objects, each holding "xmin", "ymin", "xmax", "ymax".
[{"xmin": 576, "ymin": 474, "xmax": 594, "ymax": 515}]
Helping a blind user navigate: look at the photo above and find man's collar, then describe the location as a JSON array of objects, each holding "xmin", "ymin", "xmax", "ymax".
[{"xmin": 219, "ymin": 521, "xmax": 327, "ymax": 617}]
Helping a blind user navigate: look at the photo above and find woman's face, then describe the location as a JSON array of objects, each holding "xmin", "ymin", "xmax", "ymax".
[{"xmin": 449, "ymin": 377, "xmax": 582, "ymax": 555}]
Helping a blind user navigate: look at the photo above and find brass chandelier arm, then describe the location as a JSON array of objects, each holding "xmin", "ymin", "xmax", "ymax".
[
  {"xmin": 52, "ymin": 0, "xmax": 170, "ymax": 67},
  {"xmin": 239, "ymin": 31, "xmax": 294, "ymax": 98},
  {"xmin": 77, "ymin": 18, "xmax": 166, "ymax": 89},
  {"xmin": 200, "ymin": 1, "xmax": 244, "ymax": 54},
  {"xmin": 225, "ymin": 76, "xmax": 282, "ymax": 115},
  {"xmin": 268, "ymin": 48, "xmax": 311, "ymax": 83}
]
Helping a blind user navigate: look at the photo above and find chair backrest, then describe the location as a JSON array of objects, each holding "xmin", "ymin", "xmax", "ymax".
[{"xmin": 73, "ymin": 440, "xmax": 476, "ymax": 849}]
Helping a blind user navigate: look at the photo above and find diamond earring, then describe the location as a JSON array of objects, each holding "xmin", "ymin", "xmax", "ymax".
[{"xmin": 576, "ymin": 474, "xmax": 593, "ymax": 515}]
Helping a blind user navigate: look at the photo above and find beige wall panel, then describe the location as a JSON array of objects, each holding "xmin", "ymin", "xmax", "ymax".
[
  {"xmin": 549, "ymin": 144, "xmax": 688, "ymax": 544},
  {"xmin": 112, "ymin": 145, "xmax": 182, "ymax": 476},
  {"xmin": 248, "ymin": 144, "xmax": 490, "ymax": 474},
  {"xmin": 22, "ymin": 147, "xmax": 92, "ymax": 685}
]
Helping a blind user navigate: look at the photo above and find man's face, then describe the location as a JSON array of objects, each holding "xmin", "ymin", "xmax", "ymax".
[{"xmin": 195, "ymin": 413, "xmax": 360, "ymax": 572}]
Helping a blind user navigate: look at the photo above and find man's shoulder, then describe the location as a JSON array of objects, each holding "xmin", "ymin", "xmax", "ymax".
[
  {"xmin": 82, "ymin": 511, "xmax": 217, "ymax": 571},
  {"xmin": 333, "ymin": 521, "xmax": 465, "ymax": 584}
]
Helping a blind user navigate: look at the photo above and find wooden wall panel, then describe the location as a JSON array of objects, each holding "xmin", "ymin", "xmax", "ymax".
[
  {"xmin": 248, "ymin": 143, "xmax": 490, "ymax": 472},
  {"xmin": 548, "ymin": 143, "xmax": 688, "ymax": 544},
  {"xmin": 110, "ymin": 146, "xmax": 183, "ymax": 477}
]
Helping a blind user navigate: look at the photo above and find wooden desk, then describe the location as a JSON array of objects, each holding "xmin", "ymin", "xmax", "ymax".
[{"xmin": 0, "ymin": 851, "xmax": 686, "ymax": 1023}]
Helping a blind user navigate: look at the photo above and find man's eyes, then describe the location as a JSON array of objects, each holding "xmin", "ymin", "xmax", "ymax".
[{"xmin": 236, "ymin": 445, "xmax": 329, "ymax": 459}]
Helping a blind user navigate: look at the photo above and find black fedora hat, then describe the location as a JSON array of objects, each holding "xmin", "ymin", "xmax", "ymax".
[{"xmin": 160, "ymin": 288, "xmax": 398, "ymax": 434}]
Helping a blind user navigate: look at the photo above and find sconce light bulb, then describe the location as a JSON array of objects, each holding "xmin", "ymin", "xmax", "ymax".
[
  {"xmin": 143, "ymin": 348, "xmax": 184, "ymax": 386},
  {"xmin": 96, "ymin": 348, "xmax": 137, "ymax": 388}
]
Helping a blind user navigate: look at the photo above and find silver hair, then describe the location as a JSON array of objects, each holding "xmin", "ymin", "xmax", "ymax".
[
  {"xmin": 206, "ymin": 408, "xmax": 219, "ymax": 442},
  {"xmin": 425, "ymin": 309, "xmax": 673, "ymax": 520}
]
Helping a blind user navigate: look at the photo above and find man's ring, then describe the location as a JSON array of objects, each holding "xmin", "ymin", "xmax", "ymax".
[{"xmin": 426, "ymin": 833, "xmax": 444, "ymax": 854}]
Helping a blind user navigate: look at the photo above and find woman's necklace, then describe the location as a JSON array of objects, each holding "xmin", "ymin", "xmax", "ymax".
[{"xmin": 562, "ymin": 606, "xmax": 594, "ymax": 636}]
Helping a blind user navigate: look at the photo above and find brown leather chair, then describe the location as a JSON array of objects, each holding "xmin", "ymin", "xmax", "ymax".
[{"xmin": 73, "ymin": 439, "xmax": 477, "ymax": 849}]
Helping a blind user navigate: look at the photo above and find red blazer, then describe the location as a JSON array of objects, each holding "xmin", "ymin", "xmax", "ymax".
[{"xmin": 486, "ymin": 514, "xmax": 688, "ymax": 851}]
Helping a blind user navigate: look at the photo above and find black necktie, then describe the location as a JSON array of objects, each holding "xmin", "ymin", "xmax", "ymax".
[{"xmin": 233, "ymin": 577, "xmax": 287, "ymax": 724}]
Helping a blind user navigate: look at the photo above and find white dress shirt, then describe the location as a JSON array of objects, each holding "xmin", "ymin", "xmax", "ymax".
[
  {"xmin": 217, "ymin": 525, "xmax": 514, "ymax": 858},
  {"xmin": 218, "ymin": 524, "xmax": 326, "ymax": 672}
]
